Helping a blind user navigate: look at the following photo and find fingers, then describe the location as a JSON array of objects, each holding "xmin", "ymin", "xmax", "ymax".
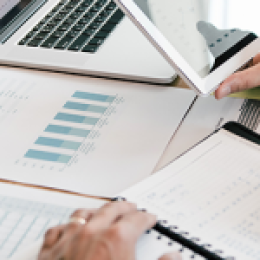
[
  {"xmin": 52, "ymin": 203, "xmax": 141, "ymax": 259},
  {"xmin": 86, "ymin": 201, "xmax": 137, "ymax": 231},
  {"xmin": 39, "ymin": 225, "xmax": 67, "ymax": 260},
  {"xmin": 50, "ymin": 209, "xmax": 95, "ymax": 250},
  {"xmin": 70, "ymin": 208, "xmax": 96, "ymax": 224},
  {"xmin": 52, "ymin": 203, "xmax": 136, "ymax": 254},
  {"xmin": 64, "ymin": 208, "xmax": 96, "ymax": 233},
  {"xmin": 42, "ymin": 225, "xmax": 65, "ymax": 249},
  {"xmin": 39, "ymin": 203, "xmax": 157, "ymax": 260},
  {"xmin": 114, "ymin": 210, "xmax": 156, "ymax": 242},
  {"xmin": 253, "ymin": 52, "xmax": 260, "ymax": 65},
  {"xmin": 215, "ymin": 55, "xmax": 260, "ymax": 99},
  {"xmin": 159, "ymin": 252, "xmax": 182, "ymax": 260}
]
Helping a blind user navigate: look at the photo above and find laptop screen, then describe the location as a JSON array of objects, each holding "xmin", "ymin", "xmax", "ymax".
[
  {"xmin": 133, "ymin": 0, "xmax": 259, "ymax": 78},
  {"xmin": 0, "ymin": 0, "xmax": 33, "ymax": 32}
]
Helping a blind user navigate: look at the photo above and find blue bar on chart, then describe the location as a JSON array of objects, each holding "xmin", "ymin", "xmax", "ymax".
[
  {"xmin": 45, "ymin": 125, "xmax": 90, "ymax": 138},
  {"xmin": 25, "ymin": 150, "xmax": 71, "ymax": 163},
  {"xmin": 63, "ymin": 101, "xmax": 107, "ymax": 113},
  {"xmin": 54, "ymin": 113, "xmax": 99, "ymax": 125},
  {"xmin": 35, "ymin": 137, "xmax": 81, "ymax": 150},
  {"xmin": 72, "ymin": 91, "xmax": 115, "ymax": 103}
]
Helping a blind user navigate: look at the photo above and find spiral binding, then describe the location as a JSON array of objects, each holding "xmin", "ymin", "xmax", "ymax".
[
  {"xmin": 113, "ymin": 197, "xmax": 235, "ymax": 260},
  {"xmin": 151, "ymin": 218, "xmax": 236, "ymax": 260}
]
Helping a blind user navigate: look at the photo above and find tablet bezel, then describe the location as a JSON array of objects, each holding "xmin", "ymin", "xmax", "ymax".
[{"xmin": 115, "ymin": 0, "xmax": 260, "ymax": 96}]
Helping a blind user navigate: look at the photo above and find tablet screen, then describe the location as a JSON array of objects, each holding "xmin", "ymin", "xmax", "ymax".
[{"xmin": 133, "ymin": 0, "xmax": 258, "ymax": 78}]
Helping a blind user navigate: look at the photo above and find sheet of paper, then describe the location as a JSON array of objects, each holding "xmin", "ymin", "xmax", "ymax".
[
  {"xmin": 10, "ymin": 241, "xmax": 42, "ymax": 260},
  {"xmin": 0, "ymin": 182, "xmax": 105, "ymax": 260},
  {"xmin": 135, "ymin": 228, "xmax": 205, "ymax": 260},
  {"xmin": 0, "ymin": 67, "xmax": 195, "ymax": 196},
  {"xmin": 11, "ymin": 230, "xmax": 201, "ymax": 260},
  {"xmin": 121, "ymin": 129, "xmax": 260, "ymax": 260},
  {"xmin": 8, "ymin": 186, "xmax": 201, "ymax": 260},
  {"xmin": 156, "ymin": 95, "xmax": 260, "ymax": 170}
]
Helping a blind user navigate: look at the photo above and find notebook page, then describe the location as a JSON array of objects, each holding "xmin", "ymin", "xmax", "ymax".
[
  {"xmin": 136, "ymin": 229, "xmax": 206, "ymax": 260},
  {"xmin": 0, "ymin": 183, "xmax": 105, "ymax": 260},
  {"xmin": 120, "ymin": 129, "xmax": 260, "ymax": 260}
]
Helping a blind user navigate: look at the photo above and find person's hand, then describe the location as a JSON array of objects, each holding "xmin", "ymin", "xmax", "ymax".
[
  {"xmin": 159, "ymin": 252, "xmax": 182, "ymax": 260},
  {"xmin": 38, "ymin": 202, "xmax": 182, "ymax": 260},
  {"xmin": 215, "ymin": 53, "xmax": 260, "ymax": 99}
]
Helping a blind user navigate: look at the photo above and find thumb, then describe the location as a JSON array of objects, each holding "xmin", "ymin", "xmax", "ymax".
[
  {"xmin": 159, "ymin": 252, "xmax": 182, "ymax": 260},
  {"xmin": 215, "ymin": 62, "xmax": 260, "ymax": 99},
  {"xmin": 215, "ymin": 52, "xmax": 260, "ymax": 99}
]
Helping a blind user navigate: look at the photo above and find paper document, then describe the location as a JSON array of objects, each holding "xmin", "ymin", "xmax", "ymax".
[
  {"xmin": 0, "ymin": 183, "xmax": 105, "ymax": 259},
  {"xmin": 156, "ymin": 95, "xmax": 260, "ymax": 170},
  {"xmin": 0, "ymin": 67, "xmax": 195, "ymax": 196},
  {"xmin": 8, "ymin": 184, "xmax": 199, "ymax": 260},
  {"xmin": 121, "ymin": 128, "xmax": 260, "ymax": 260}
]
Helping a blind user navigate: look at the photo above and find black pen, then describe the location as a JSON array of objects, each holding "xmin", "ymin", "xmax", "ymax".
[{"xmin": 112, "ymin": 197, "xmax": 223, "ymax": 260}]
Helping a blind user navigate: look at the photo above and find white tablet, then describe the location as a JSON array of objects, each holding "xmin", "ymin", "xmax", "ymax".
[{"xmin": 114, "ymin": 0, "xmax": 260, "ymax": 96}]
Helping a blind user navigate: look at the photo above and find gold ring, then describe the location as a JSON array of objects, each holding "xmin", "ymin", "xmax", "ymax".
[{"xmin": 69, "ymin": 217, "xmax": 86, "ymax": 225}]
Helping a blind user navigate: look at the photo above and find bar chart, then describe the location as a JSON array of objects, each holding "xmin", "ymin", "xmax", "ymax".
[{"xmin": 24, "ymin": 90, "xmax": 117, "ymax": 166}]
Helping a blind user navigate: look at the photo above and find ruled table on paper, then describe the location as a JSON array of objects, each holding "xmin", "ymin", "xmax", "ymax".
[{"xmin": 0, "ymin": 194, "xmax": 74, "ymax": 259}]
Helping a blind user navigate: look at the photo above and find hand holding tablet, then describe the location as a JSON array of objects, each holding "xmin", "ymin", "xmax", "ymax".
[
  {"xmin": 215, "ymin": 52, "xmax": 260, "ymax": 99},
  {"xmin": 115, "ymin": 0, "xmax": 260, "ymax": 96}
]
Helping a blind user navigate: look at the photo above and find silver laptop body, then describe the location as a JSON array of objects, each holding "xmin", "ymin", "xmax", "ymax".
[{"xmin": 0, "ymin": 0, "xmax": 175, "ymax": 83}]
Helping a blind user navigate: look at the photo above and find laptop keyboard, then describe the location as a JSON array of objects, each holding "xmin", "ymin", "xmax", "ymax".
[{"xmin": 18, "ymin": 0, "xmax": 124, "ymax": 53}]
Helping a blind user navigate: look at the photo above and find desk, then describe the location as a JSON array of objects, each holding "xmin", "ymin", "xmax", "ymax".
[
  {"xmin": 157, "ymin": 76, "xmax": 260, "ymax": 171},
  {"xmin": 172, "ymin": 77, "xmax": 189, "ymax": 89},
  {"xmin": 1, "ymin": 72, "xmax": 258, "ymax": 259},
  {"xmin": 0, "ymin": 75, "xmax": 181, "ymax": 197},
  {"xmin": 0, "ymin": 74, "xmax": 189, "ymax": 201},
  {"xmin": 0, "ymin": 74, "xmax": 257, "ymax": 197},
  {"xmin": 0, "ymin": 67, "xmax": 194, "ymax": 204}
]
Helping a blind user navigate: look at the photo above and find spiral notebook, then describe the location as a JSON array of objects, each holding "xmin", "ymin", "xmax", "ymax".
[{"xmin": 117, "ymin": 122, "xmax": 260, "ymax": 260}]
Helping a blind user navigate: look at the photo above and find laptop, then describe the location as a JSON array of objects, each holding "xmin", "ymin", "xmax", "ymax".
[{"xmin": 0, "ymin": 0, "xmax": 176, "ymax": 83}]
